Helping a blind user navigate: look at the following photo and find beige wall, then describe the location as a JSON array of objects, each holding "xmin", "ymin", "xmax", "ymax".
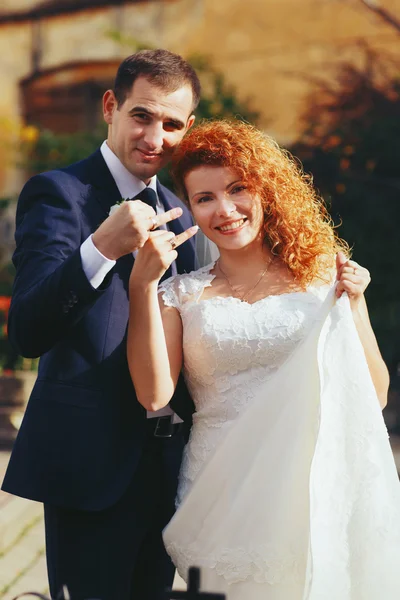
[
  {"xmin": 179, "ymin": 0, "xmax": 400, "ymax": 141},
  {"xmin": 0, "ymin": 0, "xmax": 399, "ymax": 196}
]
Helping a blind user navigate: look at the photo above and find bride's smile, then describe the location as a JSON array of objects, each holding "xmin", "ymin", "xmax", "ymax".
[{"xmin": 215, "ymin": 217, "xmax": 248, "ymax": 234}]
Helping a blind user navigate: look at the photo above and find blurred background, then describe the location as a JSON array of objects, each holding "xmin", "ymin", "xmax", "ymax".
[{"xmin": 0, "ymin": 0, "xmax": 399, "ymax": 440}]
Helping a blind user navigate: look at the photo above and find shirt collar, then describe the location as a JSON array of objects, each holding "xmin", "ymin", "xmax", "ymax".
[{"xmin": 100, "ymin": 140, "xmax": 158, "ymax": 200}]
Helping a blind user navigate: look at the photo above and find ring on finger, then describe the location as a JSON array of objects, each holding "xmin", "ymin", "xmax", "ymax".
[
  {"xmin": 169, "ymin": 238, "xmax": 177, "ymax": 250},
  {"xmin": 353, "ymin": 267, "xmax": 357, "ymax": 275}
]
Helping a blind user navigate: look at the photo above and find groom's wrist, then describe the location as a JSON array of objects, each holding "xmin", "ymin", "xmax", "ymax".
[
  {"xmin": 92, "ymin": 230, "xmax": 120, "ymax": 261},
  {"xmin": 81, "ymin": 235, "xmax": 116, "ymax": 289}
]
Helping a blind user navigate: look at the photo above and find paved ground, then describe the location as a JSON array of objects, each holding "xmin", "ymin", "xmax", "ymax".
[
  {"xmin": 0, "ymin": 450, "xmax": 47, "ymax": 600},
  {"xmin": 0, "ymin": 450, "xmax": 186, "ymax": 600},
  {"xmin": 1, "ymin": 439, "xmax": 400, "ymax": 600}
]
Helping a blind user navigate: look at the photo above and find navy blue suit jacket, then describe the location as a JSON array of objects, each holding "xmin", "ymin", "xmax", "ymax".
[{"xmin": 2, "ymin": 149, "xmax": 195, "ymax": 511}]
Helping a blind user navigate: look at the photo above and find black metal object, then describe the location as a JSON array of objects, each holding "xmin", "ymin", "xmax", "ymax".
[
  {"xmin": 11, "ymin": 595, "xmax": 51, "ymax": 600},
  {"xmin": 168, "ymin": 567, "xmax": 225, "ymax": 599}
]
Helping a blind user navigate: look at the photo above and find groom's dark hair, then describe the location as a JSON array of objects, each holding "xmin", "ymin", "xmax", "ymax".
[{"xmin": 113, "ymin": 49, "xmax": 201, "ymax": 113}]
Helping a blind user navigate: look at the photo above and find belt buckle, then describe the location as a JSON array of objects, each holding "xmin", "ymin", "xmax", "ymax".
[{"xmin": 153, "ymin": 416, "xmax": 174, "ymax": 438}]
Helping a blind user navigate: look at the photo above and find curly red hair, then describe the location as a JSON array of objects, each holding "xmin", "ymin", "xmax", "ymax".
[{"xmin": 171, "ymin": 119, "xmax": 349, "ymax": 286}]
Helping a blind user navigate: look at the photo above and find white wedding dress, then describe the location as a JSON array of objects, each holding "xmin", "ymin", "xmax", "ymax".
[{"xmin": 159, "ymin": 262, "xmax": 400, "ymax": 600}]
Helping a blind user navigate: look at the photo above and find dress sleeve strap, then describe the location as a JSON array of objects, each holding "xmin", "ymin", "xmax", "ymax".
[
  {"xmin": 158, "ymin": 275, "xmax": 182, "ymax": 310},
  {"xmin": 158, "ymin": 261, "xmax": 217, "ymax": 311}
]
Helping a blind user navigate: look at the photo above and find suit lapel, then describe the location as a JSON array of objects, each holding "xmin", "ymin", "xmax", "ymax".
[
  {"xmin": 86, "ymin": 149, "xmax": 122, "ymax": 218},
  {"xmin": 84, "ymin": 149, "xmax": 135, "ymax": 276}
]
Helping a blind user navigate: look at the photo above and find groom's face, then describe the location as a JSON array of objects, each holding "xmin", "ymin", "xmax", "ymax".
[{"xmin": 103, "ymin": 76, "xmax": 195, "ymax": 183}]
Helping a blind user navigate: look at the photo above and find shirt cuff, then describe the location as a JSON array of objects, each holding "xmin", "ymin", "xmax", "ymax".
[{"xmin": 80, "ymin": 235, "xmax": 116, "ymax": 289}]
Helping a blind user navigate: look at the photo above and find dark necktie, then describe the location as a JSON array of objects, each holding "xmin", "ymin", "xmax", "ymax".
[{"xmin": 134, "ymin": 187, "xmax": 157, "ymax": 212}]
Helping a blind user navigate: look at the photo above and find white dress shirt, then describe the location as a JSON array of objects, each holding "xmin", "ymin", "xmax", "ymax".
[{"xmin": 80, "ymin": 141, "xmax": 180, "ymax": 421}]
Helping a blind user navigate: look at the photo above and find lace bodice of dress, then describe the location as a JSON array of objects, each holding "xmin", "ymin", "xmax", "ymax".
[{"xmin": 159, "ymin": 262, "xmax": 329, "ymax": 504}]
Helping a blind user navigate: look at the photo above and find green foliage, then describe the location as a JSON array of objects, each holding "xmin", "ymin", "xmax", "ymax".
[
  {"xmin": 291, "ymin": 47, "xmax": 400, "ymax": 376},
  {"xmin": 0, "ymin": 262, "xmax": 15, "ymax": 297},
  {"xmin": 0, "ymin": 197, "xmax": 13, "ymax": 210},
  {"xmin": 21, "ymin": 126, "xmax": 108, "ymax": 174}
]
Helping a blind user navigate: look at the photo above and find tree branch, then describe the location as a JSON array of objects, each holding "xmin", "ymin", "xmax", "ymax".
[{"xmin": 358, "ymin": 0, "xmax": 400, "ymax": 33}]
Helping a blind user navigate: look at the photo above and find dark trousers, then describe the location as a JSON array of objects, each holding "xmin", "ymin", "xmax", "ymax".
[{"xmin": 44, "ymin": 428, "xmax": 185, "ymax": 600}]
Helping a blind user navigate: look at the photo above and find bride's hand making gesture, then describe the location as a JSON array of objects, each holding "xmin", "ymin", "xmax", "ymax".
[
  {"xmin": 130, "ymin": 225, "xmax": 199, "ymax": 285},
  {"xmin": 127, "ymin": 223, "xmax": 199, "ymax": 413}
]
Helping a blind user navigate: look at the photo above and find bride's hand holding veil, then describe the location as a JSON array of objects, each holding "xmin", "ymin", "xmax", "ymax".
[
  {"xmin": 335, "ymin": 250, "xmax": 371, "ymax": 309},
  {"xmin": 335, "ymin": 251, "xmax": 388, "ymax": 408}
]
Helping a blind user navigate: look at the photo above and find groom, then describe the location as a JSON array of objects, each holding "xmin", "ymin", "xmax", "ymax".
[{"xmin": 2, "ymin": 49, "xmax": 200, "ymax": 600}]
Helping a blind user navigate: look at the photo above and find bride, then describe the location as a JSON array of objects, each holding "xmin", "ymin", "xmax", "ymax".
[{"xmin": 127, "ymin": 119, "xmax": 400, "ymax": 599}]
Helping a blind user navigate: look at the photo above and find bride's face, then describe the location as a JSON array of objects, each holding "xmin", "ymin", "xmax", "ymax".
[{"xmin": 185, "ymin": 166, "xmax": 264, "ymax": 251}]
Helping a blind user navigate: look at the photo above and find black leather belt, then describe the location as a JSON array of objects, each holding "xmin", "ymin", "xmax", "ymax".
[{"xmin": 147, "ymin": 415, "xmax": 183, "ymax": 438}]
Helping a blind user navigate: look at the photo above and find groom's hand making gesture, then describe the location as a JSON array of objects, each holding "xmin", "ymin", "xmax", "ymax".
[{"xmin": 92, "ymin": 200, "xmax": 187, "ymax": 261}]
